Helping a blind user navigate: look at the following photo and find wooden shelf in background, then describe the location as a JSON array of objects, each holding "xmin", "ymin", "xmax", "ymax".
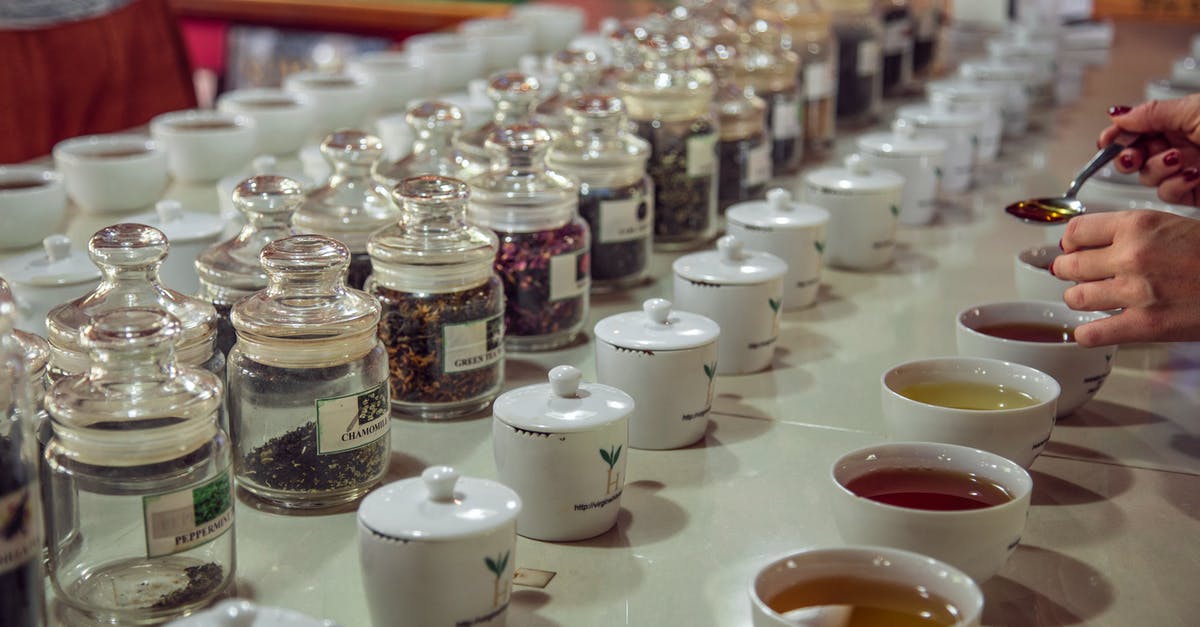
[
  {"xmin": 1093, "ymin": 0, "xmax": 1200, "ymax": 22},
  {"xmin": 169, "ymin": 0, "xmax": 512, "ymax": 36}
]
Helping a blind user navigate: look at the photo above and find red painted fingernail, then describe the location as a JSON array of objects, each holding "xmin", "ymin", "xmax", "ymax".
[
  {"xmin": 1164, "ymin": 150, "xmax": 1181, "ymax": 167},
  {"xmin": 1047, "ymin": 262, "xmax": 1057, "ymax": 277},
  {"xmin": 1119, "ymin": 153, "xmax": 1136, "ymax": 169},
  {"xmin": 1184, "ymin": 168, "xmax": 1200, "ymax": 182},
  {"xmin": 1058, "ymin": 238, "xmax": 1064, "ymax": 251},
  {"xmin": 1108, "ymin": 105, "xmax": 1132, "ymax": 116}
]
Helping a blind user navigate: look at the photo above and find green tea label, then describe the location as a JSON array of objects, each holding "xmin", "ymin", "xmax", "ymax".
[
  {"xmin": 549, "ymin": 249, "xmax": 588, "ymax": 302},
  {"xmin": 598, "ymin": 192, "xmax": 651, "ymax": 244},
  {"xmin": 317, "ymin": 384, "xmax": 390, "ymax": 455},
  {"xmin": 772, "ymin": 93, "xmax": 802, "ymax": 140},
  {"xmin": 444, "ymin": 314, "xmax": 504, "ymax": 374},
  {"xmin": 143, "ymin": 471, "xmax": 232, "ymax": 558},
  {"xmin": 686, "ymin": 133, "xmax": 718, "ymax": 178},
  {"xmin": 0, "ymin": 487, "xmax": 41, "ymax": 575}
]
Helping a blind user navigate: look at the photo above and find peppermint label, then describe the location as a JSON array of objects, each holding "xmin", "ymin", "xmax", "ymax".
[
  {"xmin": 686, "ymin": 133, "xmax": 718, "ymax": 178},
  {"xmin": 143, "ymin": 471, "xmax": 232, "ymax": 558},
  {"xmin": 317, "ymin": 384, "xmax": 390, "ymax": 455},
  {"xmin": 599, "ymin": 192, "xmax": 651, "ymax": 244},
  {"xmin": 0, "ymin": 487, "xmax": 40, "ymax": 575},
  {"xmin": 444, "ymin": 314, "xmax": 504, "ymax": 374},
  {"xmin": 549, "ymin": 248, "xmax": 589, "ymax": 301}
]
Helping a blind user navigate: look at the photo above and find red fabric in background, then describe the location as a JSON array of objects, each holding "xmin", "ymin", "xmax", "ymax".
[{"xmin": 0, "ymin": 0, "xmax": 197, "ymax": 162}]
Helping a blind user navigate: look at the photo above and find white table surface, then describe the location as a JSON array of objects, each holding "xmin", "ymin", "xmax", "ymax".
[{"xmin": 10, "ymin": 19, "xmax": 1200, "ymax": 627}]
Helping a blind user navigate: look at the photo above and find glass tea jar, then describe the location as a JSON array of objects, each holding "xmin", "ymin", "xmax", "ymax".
[
  {"xmin": 755, "ymin": 0, "xmax": 837, "ymax": 155},
  {"xmin": 739, "ymin": 17, "xmax": 804, "ymax": 174},
  {"xmin": 227, "ymin": 235, "xmax": 389, "ymax": 509},
  {"xmin": 455, "ymin": 72, "xmax": 543, "ymax": 178},
  {"xmin": 44, "ymin": 308, "xmax": 233, "ymax": 625},
  {"xmin": 197, "ymin": 175, "xmax": 306, "ymax": 356},
  {"xmin": 367, "ymin": 176, "xmax": 505, "ymax": 420},
  {"xmin": 877, "ymin": 0, "xmax": 914, "ymax": 96},
  {"xmin": 618, "ymin": 33, "xmax": 718, "ymax": 249},
  {"xmin": 910, "ymin": 0, "xmax": 942, "ymax": 79},
  {"xmin": 831, "ymin": 0, "xmax": 883, "ymax": 128},
  {"xmin": 547, "ymin": 94, "xmax": 653, "ymax": 292},
  {"xmin": 535, "ymin": 49, "xmax": 605, "ymax": 132},
  {"xmin": 45, "ymin": 224, "xmax": 222, "ymax": 381},
  {"xmin": 0, "ymin": 281, "xmax": 47, "ymax": 627},
  {"xmin": 706, "ymin": 41, "xmax": 771, "ymax": 215},
  {"xmin": 468, "ymin": 125, "xmax": 590, "ymax": 352},
  {"xmin": 293, "ymin": 130, "xmax": 398, "ymax": 291},
  {"xmin": 373, "ymin": 101, "xmax": 471, "ymax": 188}
]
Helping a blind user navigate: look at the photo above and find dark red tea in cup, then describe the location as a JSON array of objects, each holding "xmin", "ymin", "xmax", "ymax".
[{"xmin": 845, "ymin": 467, "xmax": 1014, "ymax": 511}]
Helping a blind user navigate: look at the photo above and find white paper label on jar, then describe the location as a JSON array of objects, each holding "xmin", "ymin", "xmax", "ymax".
[
  {"xmin": 857, "ymin": 40, "xmax": 880, "ymax": 77},
  {"xmin": 686, "ymin": 133, "xmax": 718, "ymax": 178},
  {"xmin": 804, "ymin": 61, "xmax": 834, "ymax": 99},
  {"xmin": 142, "ymin": 471, "xmax": 233, "ymax": 558},
  {"xmin": 316, "ymin": 384, "xmax": 390, "ymax": 455},
  {"xmin": 772, "ymin": 93, "xmax": 803, "ymax": 140},
  {"xmin": 0, "ymin": 487, "xmax": 41, "ymax": 574},
  {"xmin": 916, "ymin": 10, "xmax": 938, "ymax": 40},
  {"xmin": 883, "ymin": 20, "xmax": 912, "ymax": 53},
  {"xmin": 747, "ymin": 141, "xmax": 772, "ymax": 187},
  {"xmin": 599, "ymin": 191, "xmax": 651, "ymax": 244},
  {"xmin": 549, "ymin": 248, "xmax": 588, "ymax": 301},
  {"xmin": 444, "ymin": 314, "xmax": 504, "ymax": 374}
]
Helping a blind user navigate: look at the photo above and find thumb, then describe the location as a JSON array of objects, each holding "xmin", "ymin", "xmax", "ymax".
[{"xmin": 1110, "ymin": 94, "xmax": 1200, "ymax": 145}]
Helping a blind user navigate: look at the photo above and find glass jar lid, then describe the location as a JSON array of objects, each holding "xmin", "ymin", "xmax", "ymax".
[
  {"xmin": 456, "ymin": 71, "xmax": 544, "ymax": 167},
  {"xmin": 672, "ymin": 235, "xmax": 787, "ymax": 286},
  {"xmin": 196, "ymin": 175, "xmax": 306, "ymax": 304},
  {"xmin": 293, "ymin": 131, "xmax": 397, "ymax": 252},
  {"xmin": 13, "ymin": 329, "xmax": 49, "ymax": 381},
  {"xmin": 358, "ymin": 465, "xmax": 521, "ymax": 541},
  {"xmin": 45, "ymin": 308, "xmax": 222, "ymax": 466},
  {"xmin": 128, "ymin": 199, "xmax": 225, "ymax": 245},
  {"xmin": 804, "ymin": 153, "xmax": 905, "ymax": 193},
  {"xmin": 618, "ymin": 33, "xmax": 716, "ymax": 122},
  {"xmin": 549, "ymin": 93, "xmax": 650, "ymax": 182},
  {"xmin": 593, "ymin": 298, "xmax": 720, "ymax": 351},
  {"xmin": 493, "ymin": 365, "xmax": 635, "ymax": 433},
  {"xmin": 468, "ymin": 124, "xmax": 578, "ymax": 233},
  {"xmin": 373, "ymin": 101, "xmax": 468, "ymax": 186},
  {"xmin": 727, "ymin": 188, "xmax": 831, "ymax": 230},
  {"xmin": 856, "ymin": 118, "xmax": 948, "ymax": 157},
  {"xmin": 368, "ymin": 176, "xmax": 499, "ymax": 293},
  {"xmin": 46, "ymin": 224, "xmax": 218, "ymax": 372},
  {"xmin": 0, "ymin": 234, "xmax": 100, "ymax": 288},
  {"xmin": 231, "ymin": 235, "xmax": 380, "ymax": 367},
  {"xmin": 547, "ymin": 48, "xmax": 604, "ymax": 95}
]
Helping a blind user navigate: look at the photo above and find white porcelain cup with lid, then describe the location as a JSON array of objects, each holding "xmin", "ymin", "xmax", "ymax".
[
  {"xmin": 0, "ymin": 165, "xmax": 67, "ymax": 250},
  {"xmin": 958, "ymin": 60, "xmax": 1031, "ymax": 137},
  {"xmin": 895, "ymin": 97, "xmax": 978, "ymax": 194},
  {"xmin": 672, "ymin": 235, "xmax": 786, "ymax": 375},
  {"xmin": 126, "ymin": 200, "xmax": 225, "ymax": 295},
  {"xmin": 594, "ymin": 298, "xmax": 720, "ymax": 450},
  {"xmin": 924, "ymin": 79, "xmax": 1003, "ymax": 164},
  {"xmin": 150, "ymin": 109, "xmax": 258, "ymax": 183},
  {"xmin": 726, "ymin": 189, "xmax": 830, "ymax": 309},
  {"xmin": 0, "ymin": 235, "xmax": 100, "ymax": 334},
  {"xmin": 357, "ymin": 465, "xmax": 521, "ymax": 627},
  {"xmin": 856, "ymin": 120, "xmax": 947, "ymax": 226},
  {"xmin": 492, "ymin": 365, "xmax": 633, "ymax": 541},
  {"xmin": 802, "ymin": 154, "xmax": 903, "ymax": 271},
  {"xmin": 53, "ymin": 133, "xmax": 169, "ymax": 213}
]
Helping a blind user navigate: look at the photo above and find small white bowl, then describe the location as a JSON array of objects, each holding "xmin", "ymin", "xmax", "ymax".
[
  {"xmin": 458, "ymin": 18, "xmax": 536, "ymax": 73},
  {"xmin": 511, "ymin": 4, "xmax": 586, "ymax": 54},
  {"xmin": 1014, "ymin": 244, "xmax": 1072, "ymax": 302},
  {"xmin": 150, "ymin": 109, "xmax": 258, "ymax": 183},
  {"xmin": 404, "ymin": 33, "xmax": 486, "ymax": 95},
  {"xmin": 52, "ymin": 133, "xmax": 168, "ymax": 213},
  {"xmin": 0, "ymin": 166, "xmax": 67, "ymax": 250},
  {"xmin": 282, "ymin": 70, "xmax": 374, "ymax": 136},
  {"xmin": 216, "ymin": 88, "xmax": 316, "ymax": 156},
  {"xmin": 348, "ymin": 51, "xmax": 428, "ymax": 116}
]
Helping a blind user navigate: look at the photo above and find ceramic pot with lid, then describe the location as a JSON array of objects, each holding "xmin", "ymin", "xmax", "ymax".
[
  {"xmin": 0, "ymin": 235, "xmax": 100, "ymax": 334},
  {"xmin": 672, "ymin": 235, "xmax": 786, "ymax": 375},
  {"xmin": 895, "ymin": 96, "xmax": 978, "ymax": 194},
  {"xmin": 594, "ymin": 298, "xmax": 719, "ymax": 450},
  {"xmin": 127, "ymin": 200, "xmax": 224, "ymax": 295},
  {"xmin": 924, "ymin": 78, "xmax": 1003, "ymax": 164},
  {"xmin": 357, "ymin": 466, "xmax": 521, "ymax": 627},
  {"xmin": 958, "ymin": 60, "xmax": 1032, "ymax": 137},
  {"xmin": 492, "ymin": 365, "xmax": 633, "ymax": 541},
  {"xmin": 856, "ymin": 119, "xmax": 947, "ymax": 226},
  {"xmin": 725, "ymin": 189, "xmax": 829, "ymax": 309},
  {"xmin": 802, "ymin": 153, "xmax": 903, "ymax": 270}
]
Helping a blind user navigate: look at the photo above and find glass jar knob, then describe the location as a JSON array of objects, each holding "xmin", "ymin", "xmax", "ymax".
[
  {"xmin": 488, "ymin": 71, "xmax": 542, "ymax": 111},
  {"xmin": 89, "ymin": 223, "xmax": 169, "ymax": 271},
  {"xmin": 82, "ymin": 307, "xmax": 180, "ymax": 354},
  {"xmin": 484, "ymin": 124, "xmax": 553, "ymax": 164},
  {"xmin": 232, "ymin": 175, "xmax": 306, "ymax": 225},
  {"xmin": 320, "ymin": 130, "xmax": 385, "ymax": 169},
  {"xmin": 261, "ymin": 234, "xmax": 349, "ymax": 280},
  {"xmin": 408, "ymin": 101, "xmax": 465, "ymax": 133}
]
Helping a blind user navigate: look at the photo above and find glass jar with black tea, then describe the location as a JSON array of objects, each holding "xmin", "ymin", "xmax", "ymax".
[
  {"xmin": 373, "ymin": 101, "xmax": 471, "ymax": 188},
  {"xmin": 455, "ymin": 72, "xmax": 543, "ymax": 178},
  {"xmin": 618, "ymin": 33, "xmax": 718, "ymax": 250},
  {"xmin": 227, "ymin": 235, "xmax": 389, "ymax": 509},
  {"xmin": 196, "ymin": 175, "xmax": 306, "ymax": 356},
  {"xmin": 764, "ymin": 0, "xmax": 838, "ymax": 155},
  {"xmin": 468, "ymin": 125, "xmax": 590, "ymax": 352},
  {"xmin": 740, "ymin": 17, "xmax": 804, "ymax": 174},
  {"xmin": 0, "ymin": 280, "xmax": 47, "ymax": 627},
  {"xmin": 293, "ymin": 131, "xmax": 398, "ymax": 291},
  {"xmin": 706, "ymin": 38, "xmax": 771, "ymax": 215},
  {"xmin": 44, "ymin": 308, "xmax": 233, "ymax": 625},
  {"xmin": 547, "ymin": 93, "xmax": 653, "ymax": 292},
  {"xmin": 831, "ymin": 0, "xmax": 883, "ymax": 128},
  {"xmin": 46, "ymin": 223, "xmax": 223, "ymax": 381},
  {"xmin": 878, "ymin": 0, "xmax": 914, "ymax": 96},
  {"xmin": 367, "ymin": 176, "xmax": 504, "ymax": 420}
]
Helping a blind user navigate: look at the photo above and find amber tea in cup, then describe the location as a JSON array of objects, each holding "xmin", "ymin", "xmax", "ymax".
[
  {"xmin": 845, "ymin": 467, "xmax": 1015, "ymax": 512},
  {"xmin": 766, "ymin": 576, "xmax": 963, "ymax": 627},
  {"xmin": 85, "ymin": 148, "xmax": 151, "ymax": 159},
  {"xmin": 0, "ymin": 179, "xmax": 48, "ymax": 190},
  {"xmin": 169, "ymin": 120, "xmax": 240, "ymax": 131}
]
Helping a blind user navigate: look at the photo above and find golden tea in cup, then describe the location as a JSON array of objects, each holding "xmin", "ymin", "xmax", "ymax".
[
  {"xmin": 898, "ymin": 380, "xmax": 1040, "ymax": 410},
  {"xmin": 766, "ymin": 576, "xmax": 963, "ymax": 627}
]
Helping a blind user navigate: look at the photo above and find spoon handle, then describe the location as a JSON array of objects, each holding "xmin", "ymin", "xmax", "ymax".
[{"xmin": 1065, "ymin": 131, "xmax": 1141, "ymax": 199}]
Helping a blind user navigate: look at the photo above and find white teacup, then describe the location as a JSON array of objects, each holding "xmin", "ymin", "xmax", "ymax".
[
  {"xmin": 404, "ymin": 33, "xmax": 486, "ymax": 95},
  {"xmin": 956, "ymin": 301, "xmax": 1116, "ymax": 417},
  {"xmin": 830, "ymin": 441, "xmax": 1033, "ymax": 583},
  {"xmin": 0, "ymin": 166, "xmax": 67, "ymax": 250},
  {"xmin": 53, "ymin": 133, "xmax": 168, "ymax": 213},
  {"xmin": 511, "ymin": 4, "xmax": 586, "ymax": 54},
  {"xmin": 216, "ymin": 88, "xmax": 316, "ymax": 156},
  {"xmin": 881, "ymin": 356, "xmax": 1060, "ymax": 468},
  {"xmin": 750, "ymin": 545, "xmax": 984, "ymax": 627},
  {"xmin": 150, "ymin": 109, "xmax": 257, "ymax": 183},
  {"xmin": 282, "ymin": 70, "xmax": 373, "ymax": 136},
  {"xmin": 459, "ymin": 18, "xmax": 536, "ymax": 73},
  {"xmin": 1014, "ymin": 244, "xmax": 1073, "ymax": 302},
  {"xmin": 348, "ymin": 51, "xmax": 428, "ymax": 116}
]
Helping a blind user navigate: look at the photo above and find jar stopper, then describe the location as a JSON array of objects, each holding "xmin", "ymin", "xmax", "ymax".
[
  {"xmin": 644, "ymin": 298, "xmax": 672, "ymax": 326},
  {"xmin": 155, "ymin": 199, "xmax": 184, "ymax": 224},
  {"xmin": 407, "ymin": 101, "xmax": 465, "ymax": 131},
  {"xmin": 717, "ymin": 234, "xmax": 746, "ymax": 262},
  {"xmin": 88, "ymin": 223, "xmax": 169, "ymax": 269},
  {"xmin": 232, "ymin": 175, "xmax": 306, "ymax": 217},
  {"xmin": 319, "ymin": 130, "xmax": 385, "ymax": 167},
  {"xmin": 549, "ymin": 364, "xmax": 583, "ymax": 398},
  {"xmin": 844, "ymin": 153, "xmax": 868, "ymax": 176},
  {"xmin": 766, "ymin": 188, "xmax": 793, "ymax": 213},
  {"xmin": 43, "ymin": 234, "xmax": 71, "ymax": 262},
  {"xmin": 423, "ymin": 465, "xmax": 460, "ymax": 502}
]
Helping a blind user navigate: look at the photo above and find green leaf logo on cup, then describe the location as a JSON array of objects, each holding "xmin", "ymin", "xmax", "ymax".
[
  {"xmin": 485, "ymin": 550, "xmax": 511, "ymax": 607},
  {"xmin": 890, "ymin": 204, "xmax": 900, "ymax": 217},
  {"xmin": 814, "ymin": 240, "xmax": 825, "ymax": 254},
  {"xmin": 703, "ymin": 362, "xmax": 717, "ymax": 382},
  {"xmin": 599, "ymin": 445, "xmax": 622, "ymax": 495},
  {"xmin": 768, "ymin": 298, "xmax": 782, "ymax": 313}
]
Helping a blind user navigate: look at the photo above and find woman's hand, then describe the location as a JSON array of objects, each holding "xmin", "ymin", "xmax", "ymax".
[{"xmin": 1101, "ymin": 94, "xmax": 1200, "ymax": 207}]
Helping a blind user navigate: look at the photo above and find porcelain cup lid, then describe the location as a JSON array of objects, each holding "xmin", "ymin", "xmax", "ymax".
[
  {"xmin": 803, "ymin": 154, "xmax": 905, "ymax": 195},
  {"xmin": 726, "ymin": 189, "xmax": 831, "ymax": 230},
  {"xmin": 357, "ymin": 466, "xmax": 521, "ymax": 541},
  {"xmin": 593, "ymin": 298, "xmax": 720, "ymax": 351},
  {"xmin": 129, "ymin": 200, "xmax": 225, "ymax": 244},
  {"xmin": 0, "ymin": 235, "xmax": 100, "ymax": 287},
  {"xmin": 856, "ymin": 119, "xmax": 948, "ymax": 158},
  {"xmin": 673, "ymin": 235, "xmax": 788, "ymax": 285},
  {"xmin": 493, "ymin": 365, "xmax": 635, "ymax": 433},
  {"xmin": 896, "ymin": 95, "xmax": 981, "ymax": 129}
]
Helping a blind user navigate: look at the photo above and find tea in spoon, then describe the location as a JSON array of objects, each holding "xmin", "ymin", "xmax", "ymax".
[{"xmin": 1005, "ymin": 131, "xmax": 1140, "ymax": 224}]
